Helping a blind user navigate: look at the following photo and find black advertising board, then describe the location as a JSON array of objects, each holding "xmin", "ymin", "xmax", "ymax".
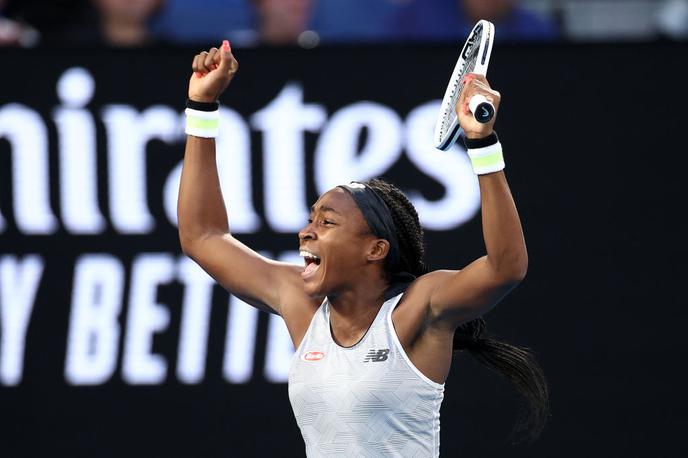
[{"xmin": 0, "ymin": 43, "xmax": 686, "ymax": 457}]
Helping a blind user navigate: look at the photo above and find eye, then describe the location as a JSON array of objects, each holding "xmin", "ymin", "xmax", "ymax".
[{"xmin": 323, "ymin": 220, "xmax": 334, "ymax": 225}]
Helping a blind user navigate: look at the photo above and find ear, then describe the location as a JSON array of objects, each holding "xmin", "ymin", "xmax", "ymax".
[{"xmin": 366, "ymin": 239, "xmax": 390, "ymax": 263}]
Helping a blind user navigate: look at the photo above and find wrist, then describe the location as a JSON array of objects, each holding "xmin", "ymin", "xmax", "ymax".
[
  {"xmin": 464, "ymin": 131, "xmax": 504, "ymax": 175},
  {"xmin": 185, "ymin": 98, "xmax": 220, "ymax": 138},
  {"xmin": 464, "ymin": 129, "xmax": 494, "ymax": 140},
  {"xmin": 186, "ymin": 98, "xmax": 219, "ymax": 110},
  {"xmin": 463, "ymin": 131, "xmax": 498, "ymax": 149},
  {"xmin": 189, "ymin": 98, "xmax": 216, "ymax": 104}
]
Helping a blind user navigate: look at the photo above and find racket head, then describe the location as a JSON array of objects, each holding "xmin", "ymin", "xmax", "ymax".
[{"xmin": 433, "ymin": 20, "xmax": 495, "ymax": 150}]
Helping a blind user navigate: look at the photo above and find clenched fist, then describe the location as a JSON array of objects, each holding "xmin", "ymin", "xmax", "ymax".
[
  {"xmin": 188, "ymin": 40, "xmax": 239, "ymax": 103},
  {"xmin": 457, "ymin": 74, "xmax": 501, "ymax": 139}
]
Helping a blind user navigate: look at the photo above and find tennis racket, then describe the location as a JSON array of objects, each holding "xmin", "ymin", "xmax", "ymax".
[{"xmin": 433, "ymin": 20, "xmax": 495, "ymax": 151}]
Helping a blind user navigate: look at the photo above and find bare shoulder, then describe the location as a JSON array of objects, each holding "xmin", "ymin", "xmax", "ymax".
[
  {"xmin": 392, "ymin": 270, "xmax": 458, "ymax": 345},
  {"xmin": 277, "ymin": 267, "xmax": 322, "ymax": 349},
  {"xmin": 402, "ymin": 270, "xmax": 459, "ymax": 312}
]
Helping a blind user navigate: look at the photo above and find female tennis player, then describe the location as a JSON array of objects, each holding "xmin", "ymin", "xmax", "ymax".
[{"xmin": 178, "ymin": 41, "xmax": 548, "ymax": 456}]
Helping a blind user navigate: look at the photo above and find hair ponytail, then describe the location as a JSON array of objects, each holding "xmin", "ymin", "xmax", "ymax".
[
  {"xmin": 454, "ymin": 318, "xmax": 550, "ymax": 443},
  {"xmin": 364, "ymin": 178, "xmax": 550, "ymax": 442}
]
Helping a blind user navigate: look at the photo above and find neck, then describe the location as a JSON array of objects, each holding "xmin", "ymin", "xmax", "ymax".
[{"xmin": 327, "ymin": 274, "xmax": 389, "ymax": 347}]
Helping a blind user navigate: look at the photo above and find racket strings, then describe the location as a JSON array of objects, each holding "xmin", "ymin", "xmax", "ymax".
[
  {"xmin": 440, "ymin": 43, "xmax": 479, "ymax": 137},
  {"xmin": 434, "ymin": 21, "xmax": 492, "ymax": 149}
]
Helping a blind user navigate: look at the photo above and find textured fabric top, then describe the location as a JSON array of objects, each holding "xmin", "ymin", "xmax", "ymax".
[{"xmin": 288, "ymin": 293, "xmax": 445, "ymax": 457}]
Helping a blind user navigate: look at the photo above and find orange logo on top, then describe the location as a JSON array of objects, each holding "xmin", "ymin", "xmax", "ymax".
[{"xmin": 302, "ymin": 351, "xmax": 325, "ymax": 362}]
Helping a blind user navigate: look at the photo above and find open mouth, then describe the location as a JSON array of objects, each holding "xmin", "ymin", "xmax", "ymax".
[{"xmin": 299, "ymin": 250, "xmax": 321, "ymax": 278}]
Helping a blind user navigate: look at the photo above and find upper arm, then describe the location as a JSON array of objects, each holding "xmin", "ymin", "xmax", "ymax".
[
  {"xmin": 425, "ymin": 256, "xmax": 525, "ymax": 328},
  {"xmin": 182, "ymin": 233, "xmax": 306, "ymax": 315}
]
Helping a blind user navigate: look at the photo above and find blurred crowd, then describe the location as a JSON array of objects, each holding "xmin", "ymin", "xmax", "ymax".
[{"xmin": 1, "ymin": 0, "xmax": 686, "ymax": 48}]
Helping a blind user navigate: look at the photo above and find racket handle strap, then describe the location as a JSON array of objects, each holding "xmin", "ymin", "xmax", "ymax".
[{"xmin": 468, "ymin": 94, "xmax": 495, "ymax": 124}]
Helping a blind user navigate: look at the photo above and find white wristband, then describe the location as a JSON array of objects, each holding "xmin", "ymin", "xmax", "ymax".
[
  {"xmin": 466, "ymin": 141, "xmax": 505, "ymax": 175},
  {"xmin": 185, "ymin": 107, "xmax": 219, "ymax": 138}
]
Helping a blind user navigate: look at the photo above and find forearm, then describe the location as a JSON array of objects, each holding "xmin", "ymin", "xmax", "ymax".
[
  {"xmin": 478, "ymin": 170, "xmax": 528, "ymax": 281},
  {"xmin": 178, "ymin": 39, "xmax": 239, "ymax": 253},
  {"xmin": 177, "ymin": 135, "xmax": 229, "ymax": 251}
]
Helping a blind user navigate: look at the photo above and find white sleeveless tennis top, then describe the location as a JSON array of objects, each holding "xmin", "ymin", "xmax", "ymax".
[{"xmin": 288, "ymin": 293, "xmax": 445, "ymax": 457}]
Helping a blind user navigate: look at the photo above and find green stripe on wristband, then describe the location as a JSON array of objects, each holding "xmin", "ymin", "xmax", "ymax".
[
  {"xmin": 186, "ymin": 116, "xmax": 219, "ymax": 130},
  {"xmin": 470, "ymin": 150, "xmax": 504, "ymax": 174}
]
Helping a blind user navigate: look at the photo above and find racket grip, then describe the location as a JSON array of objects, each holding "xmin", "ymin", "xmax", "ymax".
[{"xmin": 468, "ymin": 94, "xmax": 495, "ymax": 124}]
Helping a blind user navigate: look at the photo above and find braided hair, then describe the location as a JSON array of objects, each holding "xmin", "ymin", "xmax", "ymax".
[{"xmin": 364, "ymin": 177, "xmax": 549, "ymax": 443}]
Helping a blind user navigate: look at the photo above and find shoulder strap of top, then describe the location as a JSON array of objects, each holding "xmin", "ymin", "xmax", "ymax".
[{"xmin": 294, "ymin": 297, "xmax": 329, "ymax": 354}]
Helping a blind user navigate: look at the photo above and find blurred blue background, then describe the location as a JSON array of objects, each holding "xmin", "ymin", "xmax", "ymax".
[{"xmin": 1, "ymin": 0, "xmax": 687, "ymax": 48}]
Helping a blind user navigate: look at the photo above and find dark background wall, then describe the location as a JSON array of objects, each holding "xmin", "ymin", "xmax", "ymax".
[{"xmin": 0, "ymin": 43, "xmax": 686, "ymax": 457}]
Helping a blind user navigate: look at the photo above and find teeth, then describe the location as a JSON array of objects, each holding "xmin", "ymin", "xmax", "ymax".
[{"xmin": 299, "ymin": 250, "xmax": 320, "ymax": 260}]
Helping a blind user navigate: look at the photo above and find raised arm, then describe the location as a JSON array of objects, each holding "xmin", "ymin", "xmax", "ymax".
[
  {"xmin": 426, "ymin": 74, "xmax": 528, "ymax": 327},
  {"xmin": 178, "ymin": 42, "xmax": 306, "ymax": 316}
]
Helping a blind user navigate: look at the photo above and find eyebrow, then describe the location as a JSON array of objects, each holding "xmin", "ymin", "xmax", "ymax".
[{"xmin": 310, "ymin": 205, "xmax": 342, "ymax": 215}]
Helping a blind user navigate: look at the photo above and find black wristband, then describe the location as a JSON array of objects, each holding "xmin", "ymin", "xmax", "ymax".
[
  {"xmin": 463, "ymin": 131, "xmax": 499, "ymax": 149},
  {"xmin": 186, "ymin": 98, "xmax": 219, "ymax": 112}
]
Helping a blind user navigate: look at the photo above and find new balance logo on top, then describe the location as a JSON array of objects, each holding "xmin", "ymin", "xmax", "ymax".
[{"xmin": 363, "ymin": 349, "xmax": 389, "ymax": 362}]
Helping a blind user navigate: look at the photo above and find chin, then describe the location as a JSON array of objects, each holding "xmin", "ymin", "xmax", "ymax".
[{"xmin": 302, "ymin": 279, "xmax": 326, "ymax": 299}]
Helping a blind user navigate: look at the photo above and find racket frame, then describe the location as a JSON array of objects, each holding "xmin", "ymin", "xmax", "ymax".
[{"xmin": 433, "ymin": 20, "xmax": 495, "ymax": 151}]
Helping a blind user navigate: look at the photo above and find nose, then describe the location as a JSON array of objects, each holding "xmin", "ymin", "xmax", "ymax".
[{"xmin": 298, "ymin": 222, "xmax": 316, "ymax": 241}]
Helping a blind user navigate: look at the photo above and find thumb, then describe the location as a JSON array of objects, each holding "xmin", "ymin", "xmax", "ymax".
[{"xmin": 217, "ymin": 40, "xmax": 237, "ymax": 74}]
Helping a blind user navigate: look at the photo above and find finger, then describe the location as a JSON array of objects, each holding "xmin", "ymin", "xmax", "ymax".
[
  {"xmin": 457, "ymin": 76, "xmax": 477, "ymax": 115},
  {"xmin": 464, "ymin": 73, "xmax": 478, "ymax": 83},
  {"xmin": 466, "ymin": 79, "xmax": 500, "ymax": 107},
  {"xmin": 468, "ymin": 73, "xmax": 490, "ymax": 88},
  {"xmin": 205, "ymin": 47, "xmax": 219, "ymax": 70},
  {"xmin": 192, "ymin": 54, "xmax": 206, "ymax": 77},
  {"xmin": 212, "ymin": 46, "xmax": 223, "ymax": 68},
  {"xmin": 466, "ymin": 76, "xmax": 500, "ymax": 103},
  {"xmin": 458, "ymin": 85, "xmax": 479, "ymax": 115},
  {"xmin": 217, "ymin": 39, "xmax": 238, "ymax": 74},
  {"xmin": 467, "ymin": 80, "xmax": 490, "ymax": 103},
  {"xmin": 196, "ymin": 51, "xmax": 210, "ymax": 73},
  {"xmin": 457, "ymin": 76, "xmax": 470, "ymax": 108}
]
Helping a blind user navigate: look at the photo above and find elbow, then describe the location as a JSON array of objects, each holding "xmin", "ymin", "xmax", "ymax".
[
  {"xmin": 178, "ymin": 228, "xmax": 228, "ymax": 259},
  {"xmin": 179, "ymin": 233, "xmax": 197, "ymax": 258},
  {"xmin": 177, "ymin": 221, "xmax": 208, "ymax": 257},
  {"xmin": 507, "ymin": 255, "xmax": 528, "ymax": 284},
  {"xmin": 178, "ymin": 227, "xmax": 205, "ymax": 258},
  {"xmin": 177, "ymin": 216, "xmax": 192, "ymax": 255},
  {"xmin": 177, "ymin": 211, "xmax": 229, "ymax": 257},
  {"xmin": 509, "ymin": 260, "xmax": 528, "ymax": 284},
  {"xmin": 493, "ymin": 252, "xmax": 528, "ymax": 285}
]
